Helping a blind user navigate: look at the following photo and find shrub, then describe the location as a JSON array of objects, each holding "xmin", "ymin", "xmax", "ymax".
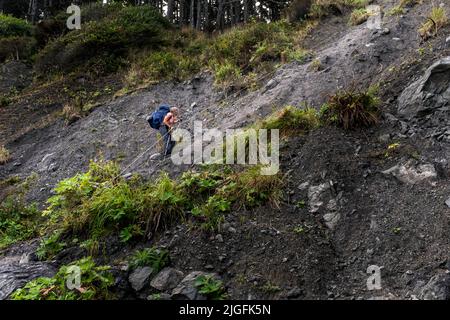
[
  {"xmin": 321, "ymin": 86, "xmax": 380, "ymax": 130},
  {"xmin": 0, "ymin": 14, "xmax": 32, "ymax": 37},
  {"xmin": 11, "ymin": 257, "xmax": 114, "ymax": 300},
  {"xmin": 129, "ymin": 247, "xmax": 169, "ymax": 272},
  {"xmin": 35, "ymin": 6, "xmax": 171, "ymax": 75},
  {"xmin": 0, "ymin": 36, "xmax": 36, "ymax": 62}
]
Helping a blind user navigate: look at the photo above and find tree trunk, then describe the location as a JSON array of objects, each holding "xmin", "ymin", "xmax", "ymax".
[
  {"xmin": 190, "ymin": 0, "xmax": 195, "ymax": 28},
  {"xmin": 196, "ymin": 0, "xmax": 201, "ymax": 30},
  {"xmin": 167, "ymin": 0, "xmax": 175, "ymax": 23},
  {"xmin": 216, "ymin": 0, "xmax": 224, "ymax": 31}
]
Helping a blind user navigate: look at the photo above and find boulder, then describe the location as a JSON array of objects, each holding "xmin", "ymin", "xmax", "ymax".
[
  {"xmin": 398, "ymin": 57, "xmax": 450, "ymax": 119},
  {"xmin": 150, "ymin": 268, "xmax": 184, "ymax": 292},
  {"xmin": 171, "ymin": 271, "xmax": 220, "ymax": 300},
  {"xmin": 0, "ymin": 261, "xmax": 56, "ymax": 300},
  {"xmin": 382, "ymin": 162, "xmax": 437, "ymax": 184},
  {"xmin": 417, "ymin": 273, "xmax": 450, "ymax": 300},
  {"xmin": 128, "ymin": 266, "xmax": 154, "ymax": 292}
]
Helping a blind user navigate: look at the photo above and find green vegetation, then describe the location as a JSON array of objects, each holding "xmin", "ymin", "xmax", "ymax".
[
  {"xmin": 418, "ymin": 6, "xmax": 448, "ymax": 39},
  {"xmin": 129, "ymin": 247, "xmax": 169, "ymax": 272},
  {"xmin": 309, "ymin": 0, "xmax": 370, "ymax": 19},
  {"xmin": 195, "ymin": 275, "xmax": 227, "ymax": 300},
  {"xmin": 0, "ymin": 145, "xmax": 10, "ymax": 164},
  {"xmin": 0, "ymin": 174, "xmax": 40, "ymax": 249},
  {"xmin": 320, "ymin": 86, "xmax": 380, "ymax": 130},
  {"xmin": 349, "ymin": 8, "xmax": 370, "ymax": 25},
  {"xmin": 37, "ymin": 157, "xmax": 282, "ymax": 252},
  {"xmin": 35, "ymin": 6, "xmax": 171, "ymax": 75},
  {"xmin": 388, "ymin": 0, "xmax": 420, "ymax": 16},
  {"xmin": 258, "ymin": 105, "xmax": 320, "ymax": 136},
  {"xmin": 36, "ymin": 231, "xmax": 67, "ymax": 260},
  {"xmin": 0, "ymin": 14, "xmax": 35, "ymax": 62},
  {"xmin": 11, "ymin": 257, "xmax": 114, "ymax": 300}
]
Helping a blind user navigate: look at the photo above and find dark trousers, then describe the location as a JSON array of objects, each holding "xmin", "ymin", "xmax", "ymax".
[{"xmin": 159, "ymin": 125, "xmax": 175, "ymax": 155}]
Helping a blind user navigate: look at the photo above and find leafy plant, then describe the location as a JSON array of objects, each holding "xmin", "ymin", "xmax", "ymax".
[
  {"xmin": 321, "ymin": 86, "xmax": 380, "ymax": 130},
  {"xmin": 11, "ymin": 257, "xmax": 114, "ymax": 300},
  {"xmin": 129, "ymin": 247, "xmax": 169, "ymax": 272},
  {"xmin": 36, "ymin": 231, "xmax": 66, "ymax": 261},
  {"xmin": 195, "ymin": 275, "xmax": 227, "ymax": 300}
]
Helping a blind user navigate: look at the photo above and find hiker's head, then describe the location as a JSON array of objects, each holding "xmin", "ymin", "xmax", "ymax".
[{"xmin": 170, "ymin": 107, "xmax": 179, "ymax": 116}]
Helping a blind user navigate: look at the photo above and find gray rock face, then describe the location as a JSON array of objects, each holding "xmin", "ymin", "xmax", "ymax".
[
  {"xmin": 128, "ymin": 266, "xmax": 154, "ymax": 292},
  {"xmin": 0, "ymin": 258, "xmax": 55, "ymax": 300},
  {"xmin": 307, "ymin": 183, "xmax": 330, "ymax": 213},
  {"xmin": 171, "ymin": 271, "xmax": 219, "ymax": 300},
  {"xmin": 0, "ymin": 61, "xmax": 32, "ymax": 94},
  {"xmin": 398, "ymin": 57, "xmax": 450, "ymax": 119},
  {"xmin": 382, "ymin": 162, "xmax": 437, "ymax": 184},
  {"xmin": 150, "ymin": 267, "xmax": 184, "ymax": 292},
  {"xmin": 417, "ymin": 274, "xmax": 450, "ymax": 300}
]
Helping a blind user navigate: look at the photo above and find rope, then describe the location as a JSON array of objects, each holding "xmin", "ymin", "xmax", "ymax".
[{"xmin": 117, "ymin": 67, "xmax": 278, "ymax": 177}]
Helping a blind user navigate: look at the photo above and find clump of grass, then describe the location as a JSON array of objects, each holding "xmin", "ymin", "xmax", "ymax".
[
  {"xmin": 11, "ymin": 257, "xmax": 114, "ymax": 300},
  {"xmin": 349, "ymin": 8, "xmax": 370, "ymax": 25},
  {"xmin": 259, "ymin": 105, "xmax": 320, "ymax": 136},
  {"xmin": 418, "ymin": 6, "xmax": 448, "ymax": 40},
  {"xmin": 388, "ymin": 0, "xmax": 421, "ymax": 15},
  {"xmin": 321, "ymin": 85, "xmax": 380, "ymax": 130},
  {"xmin": 0, "ymin": 145, "xmax": 11, "ymax": 165}
]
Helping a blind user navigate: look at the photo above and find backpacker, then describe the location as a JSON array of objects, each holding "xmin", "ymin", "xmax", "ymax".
[{"xmin": 147, "ymin": 105, "xmax": 170, "ymax": 129}]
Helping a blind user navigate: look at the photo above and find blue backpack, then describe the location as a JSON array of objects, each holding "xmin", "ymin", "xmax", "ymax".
[{"xmin": 147, "ymin": 105, "xmax": 170, "ymax": 129}]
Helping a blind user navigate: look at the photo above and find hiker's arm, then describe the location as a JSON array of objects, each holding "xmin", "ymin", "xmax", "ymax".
[{"xmin": 163, "ymin": 113, "xmax": 174, "ymax": 127}]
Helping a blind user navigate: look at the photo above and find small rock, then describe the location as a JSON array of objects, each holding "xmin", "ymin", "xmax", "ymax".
[
  {"xmin": 382, "ymin": 28, "xmax": 390, "ymax": 35},
  {"xmin": 190, "ymin": 102, "xmax": 197, "ymax": 108},
  {"xmin": 228, "ymin": 227, "xmax": 237, "ymax": 233},
  {"xmin": 122, "ymin": 173, "xmax": 133, "ymax": 180},
  {"xmin": 445, "ymin": 197, "xmax": 450, "ymax": 208},
  {"xmin": 265, "ymin": 79, "xmax": 278, "ymax": 91},
  {"xmin": 417, "ymin": 273, "xmax": 450, "ymax": 300},
  {"xmin": 215, "ymin": 234, "xmax": 224, "ymax": 243},
  {"xmin": 172, "ymin": 271, "xmax": 219, "ymax": 300},
  {"xmin": 150, "ymin": 268, "xmax": 184, "ymax": 291},
  {"xmin": 297, "ymin": 181, "xmax": 310, "ymax": 190},
  {"xmin": 287, "ymin": 287, "xmax": 302, "ymax": 299},
  {"xmin": 323, "ymin": 212, "xmax": 341, "ymax": 230},
  {"xmin": 128, "ymin": 266, "xmax": 154, "ymax": 291},
  {"xmin": 382, "ymin": 162, "xmax": 437, "ymax": 184},
  {"xmin": 378, "ymin": 134, "xmax": 390, "ymax": 143}
]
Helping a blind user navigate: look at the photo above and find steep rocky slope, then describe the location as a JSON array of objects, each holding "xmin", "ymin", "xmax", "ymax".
[{"xmin": 0, "ymin": 0, "xmax": 449, "ymax": 300}]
